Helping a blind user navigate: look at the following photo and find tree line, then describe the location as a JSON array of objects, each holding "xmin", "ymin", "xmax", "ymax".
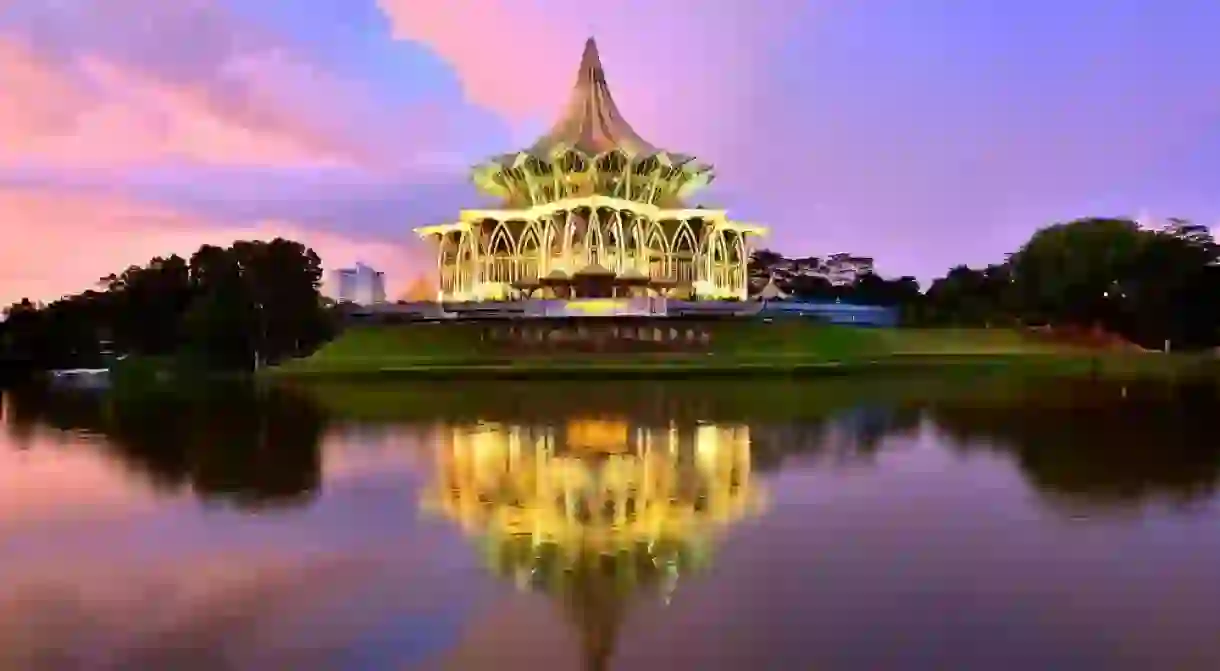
[
  {"xmin": 751, "ymin": 217, "xmax": 1220, "ymax": 350},
  {"xmin": 3, "ymin": 216, "xmax": 1220, "ymax": 377},
  {"xmin": 0, "ymin": 238, "xmax": 334, "ymax": 376}
]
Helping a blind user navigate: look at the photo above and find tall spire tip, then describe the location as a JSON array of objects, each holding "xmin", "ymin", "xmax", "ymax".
[{"xmin": 581, "ymin": 37, "xmax": 601, "ymax": 68}]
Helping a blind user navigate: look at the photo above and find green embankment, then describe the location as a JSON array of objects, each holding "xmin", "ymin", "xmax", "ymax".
[
  {"xmin": 284, "ymin": 368, "xmax": 1220, "ymax": 425},
  {"xmin": 270, "ymin": 320, "xmax": 1213, "ymax": 380},
  {"xmin": 281, "ymin": 372, "xmax": 1032, "ymax": 424}
]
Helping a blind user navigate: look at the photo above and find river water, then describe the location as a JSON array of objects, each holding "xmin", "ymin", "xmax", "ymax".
[{"xmin": 1, "ymin": 377, "xmax": 1219, "ymax": 670}]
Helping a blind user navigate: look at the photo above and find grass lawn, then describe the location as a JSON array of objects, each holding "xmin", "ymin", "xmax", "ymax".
[{"xmin": 269, "ymin": 320, "xmax": 1213, "ymax": 381}]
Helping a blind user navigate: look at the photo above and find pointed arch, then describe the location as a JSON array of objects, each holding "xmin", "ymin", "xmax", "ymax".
[
  {"xmin": 486, "ymin": 220, "xmax": 515, "ymax": 283},
  {"xmin": 671, "ymin": 220, "xmax": 698, "ymax": 284},
  {"xmin": 564, "ymin": 209, "xmax": 587, "ymax": 269},
  {"xmin": 708, "ymin": 229, "xmax": 731, "ymax": 288},
  {"xmin": 672, "ymin": 221, "xmax": 697, "ymax": 253},
  {"xmin": 600, "ymin": 208, "xmax": 624, "ymax": 271},
  {"xmin": 519, "ymin": 220, "xmax": 542, "ymax": 252},
  {"xmin": 644, "ymin": 218, "xmax": 669, "ymax": 279},
  {"xmin": 457, "ymin": 228, "xmax": 478, "ymax": 293},
  {"xmin": 623, "ymin": 212, "xmax": 645, "ymax": 270},
  {"xmin": 696, "ymin": 225, "xmax": 712, "ymax": 259},
  {"xmin": 438, "ymin": 231, "xmax": 460, "ymax": 295},
  {"xmin": 488, "ymin": 221, "xmax": 514, "ymax": 255},
  {"xmin": 439, "ymin": 231, "xmax": 460, "ymax": 264},
  {"xmin": 644, "ymin": 219, "xmax": 669, "ymax": 254},
  {"xmin": 542, "ymin": 213, "xmax": 564, "ymax": 273},
  {"xmin": 518, "ymin": 221, "xmax": 543, "ymax": 281},
  {"xmin": 583, "ymin": 208, "xmax": 604, "ymax": 267},
  {"xmin": 732, "ymin": 231, "xmax": 749, "ymax": 297}
]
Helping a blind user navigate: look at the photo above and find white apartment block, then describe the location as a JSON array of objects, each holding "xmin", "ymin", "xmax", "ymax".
[{"xmin": 332, "ymin": 262, "xmax": 387, "ymax": 305}]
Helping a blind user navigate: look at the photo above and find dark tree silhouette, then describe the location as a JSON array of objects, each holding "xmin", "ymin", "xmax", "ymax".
[
  {"xmin": 1, "ymin": 238, "xmax": 334, "ymax": 374},
  {"xmin": 926, "ymin": 379, "xmax": 1220, "ymax": 508},
  {"xmin": 3, "ymin": 383, "xmax": 328, "ymax": 509}
]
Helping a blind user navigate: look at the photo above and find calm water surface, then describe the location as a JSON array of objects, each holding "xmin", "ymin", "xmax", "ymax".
[{"xmin": 1, "ymin": 378, "xmax": 1219, "ymax": 670}]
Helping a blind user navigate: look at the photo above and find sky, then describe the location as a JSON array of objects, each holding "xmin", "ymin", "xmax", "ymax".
[{"xmin": 1, "ymin": 0, "xmax": 1219, "ymax": 304}]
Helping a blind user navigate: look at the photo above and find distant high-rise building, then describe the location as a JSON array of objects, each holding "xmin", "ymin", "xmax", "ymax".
[{"xmin": 333, "ymin": 262, "xmax": 387, "ymax": 305}]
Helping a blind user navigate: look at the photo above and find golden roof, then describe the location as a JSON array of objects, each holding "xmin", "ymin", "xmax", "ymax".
[
  {"xmin": 469, "ymin": 38, "xmax": 717, "ymax": 207},
  {"xmin": 528, "ymin": 38, "xmax": 657, "ymax": 159}
]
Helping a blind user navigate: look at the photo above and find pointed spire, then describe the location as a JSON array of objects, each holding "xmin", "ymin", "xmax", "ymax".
[
  {"xmin": 528, "ymin": 37, "xmax": 656, "ymax": 158},
  {"xmin": 582, "ymin": 37, "xmax": 599, "ymax": 68},
  {"xmin": 579, "ymin": 37, "xmax": 605, "ymax": 86}
]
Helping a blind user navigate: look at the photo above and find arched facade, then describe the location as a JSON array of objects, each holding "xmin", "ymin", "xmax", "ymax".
[{"xmin": 423, "ymin": 200, "xmax": 756, "ymax": 301}]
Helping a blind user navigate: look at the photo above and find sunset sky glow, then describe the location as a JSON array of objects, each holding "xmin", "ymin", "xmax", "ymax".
[{"xmin": 2, "ymin": 0, "xmax": 1219, "ymax": 303}]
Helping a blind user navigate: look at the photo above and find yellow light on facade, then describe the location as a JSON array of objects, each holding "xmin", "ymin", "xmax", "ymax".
[{"xmin": 566, "ymin": 299, "xmax": 626, "ymax": 314}]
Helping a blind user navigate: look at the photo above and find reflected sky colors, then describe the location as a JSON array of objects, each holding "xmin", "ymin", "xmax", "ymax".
[{"xmin": 1, "ymin": 381, "xmax": 1219, "ymax": 669}]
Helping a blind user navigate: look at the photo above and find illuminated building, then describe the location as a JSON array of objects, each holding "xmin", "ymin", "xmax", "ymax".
[
  {"xmin": 415, "ymin": 38, "xmax": 766, "ymax": 303},
  {"xmin": 420, "ymin": 418, "xmax": 766, "ymax": 670}
]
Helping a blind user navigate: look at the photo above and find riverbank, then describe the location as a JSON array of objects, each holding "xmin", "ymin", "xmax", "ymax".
[
  {"xmin": 268, "ymin": 322, "xmax": 1213, "ymax": 382},
  {"xmin": 279, "ymin": 365, "xmax": 1220, "ymax": 425}
]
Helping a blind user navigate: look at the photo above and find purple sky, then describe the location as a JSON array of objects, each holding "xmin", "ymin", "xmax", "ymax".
[{"xmin": 2, "ymin": 0, "xmax": 1218, "ymax": 302}]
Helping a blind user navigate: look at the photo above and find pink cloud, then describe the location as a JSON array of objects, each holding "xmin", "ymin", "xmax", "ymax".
[
  {"xmin": 0, "ymin": 0, "xmax": 465, "ymax": 171},
  {"xmin": 375, "ymin": 0, "xmax": 816, "ymax": 164},
  {"xmin": 0, "ymin": 38, "xmax": 353, "ymax": 168},
  {"xmin": 0, "ymin": 186, "xmax": 425, "ymax": 305}
]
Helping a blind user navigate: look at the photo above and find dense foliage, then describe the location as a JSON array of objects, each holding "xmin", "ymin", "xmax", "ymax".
[
  {"xmin": 750, "ymin": 217, "xmax": 1220, "ymax": 350},
  {"xmin": 0, "ymin": 238, "xmax": 334, "ymax": 375},
  {"xmin": 3, "ymin": 216, "xmax": 1220, "ymax": 378}
]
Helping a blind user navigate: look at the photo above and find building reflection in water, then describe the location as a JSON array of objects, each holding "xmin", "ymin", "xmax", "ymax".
[{"xmin": 421, "ymin": 418, "xmax": 767, "ymax": 670}]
